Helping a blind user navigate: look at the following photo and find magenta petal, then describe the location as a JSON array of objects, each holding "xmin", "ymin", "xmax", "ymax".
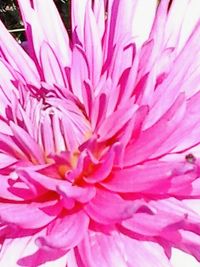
[
  {"xmin": 84, "ymin": 188, "xmax": 144, "ymax": 224},
  {"xmin": 0, "ymin": 174, "xmax": 28, "ymax": 201},
  {"xmin": 37, "ymin": 211, "xmax": 89, "ymax": 249},
  {"xmin": 1, "ymin": 0, "xmax": 200, "ymax": 266},
  {"xmin": 18, "ymin": 248, "xmax": 68, "ymax": 267},
  {"xmin": 57, "ymin": 184, "xmax": 96, "ymax": 204},
  {"xmin": 0, "ymin": 235, "xmax": 39, "ymax": 267},
  {"xmin": 101, "ymin": 160, "xmax": 194, "ymax": 193},
  {"xmin": 0, "ymin": 230, "xmax": 68, "ymax": 267},
  {"xmin": 0, "ymin": 200, "xmax": 61, "ymax": 229},
  {"xmin": 125, "ymin": 93, "xmax": 185, "ymax": 165},
  {"xmin": 83, "ymin": 148, "xmax": 114, "ymax": 183}
]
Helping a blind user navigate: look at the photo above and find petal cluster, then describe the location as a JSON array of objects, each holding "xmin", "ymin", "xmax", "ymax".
[{"xmin": 0, "ymin": 0, "xmax": 200, "ymax": 266}]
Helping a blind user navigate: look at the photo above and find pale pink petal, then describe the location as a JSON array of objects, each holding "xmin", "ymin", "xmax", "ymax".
[
  {"xmin": 70, "ymin": 45, "xmax": 89, "ymax": 102},
  {"xmin": 83, "ymin": 148, "xmax": 114, "ymax": 183},
  {"xmin": 10, "ymin": 122, "xmax": 45, "ymax": 164},
  {"xmin": 84, "ymin": 4, "xmax": 103, "ymax": 86},
  {"xmin": 39, "ymin": 42, "xmax": 67, "ymax": 87},
  {"xmin": 125, "ymin": 94, "xmax": 185, "ymax": 165},
  {"xmin": 0, "ymin": 22, "xmax": 40, "ymax": 87},
  {"xmin": 78, "ymin": 231, "xmax": 172, "ymax": 267},
  {"xmin": 71, "ymin": 0, "xmax": 89, "ymax": 45},
  {"xmin": 131, "ymin": 0, "xmax": 157, "ymax": 47},
  {"xmin": 97, "ymin": 104, "xmax": 137, "ymax": 142},
  {"xmin": 18, "ymin": 0, "xmax": 71, "ymax": 72},
  {"xmin": 146, "ymin": 21, "xmax": 200, "ymax": 126},
  {"xmin": 0, "ymin": 230, "xmax": 68, "ymax": 267},
  {"xmin": 93, "ymin": 0, "xmax": 106, "ymax": 39}
]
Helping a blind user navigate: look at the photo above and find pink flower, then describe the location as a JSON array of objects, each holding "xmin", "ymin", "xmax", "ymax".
[{"xmin": 0, "ymin": 0, "xmax": 200, "ymax": 266}]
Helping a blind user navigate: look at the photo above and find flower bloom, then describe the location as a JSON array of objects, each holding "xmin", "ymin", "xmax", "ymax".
[{"xmin": 1, "ymin": 0, "xmax": 200, "ymax": 266}]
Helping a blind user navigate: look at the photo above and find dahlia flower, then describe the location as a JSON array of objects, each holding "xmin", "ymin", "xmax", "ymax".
[{"xmin": 1, "ymin": 0, "xmax": 200, "ymax": 266}]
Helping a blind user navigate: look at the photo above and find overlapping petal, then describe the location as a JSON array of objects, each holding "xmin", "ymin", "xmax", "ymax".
[{"xmin": 0, "ymin": 0, "xmax": 200, "ymax": 266}]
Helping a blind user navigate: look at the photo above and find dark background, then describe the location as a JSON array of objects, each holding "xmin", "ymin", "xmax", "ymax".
[{"xmin": 0, "ymin": 0, "xmax": 70, "ymax": 41}]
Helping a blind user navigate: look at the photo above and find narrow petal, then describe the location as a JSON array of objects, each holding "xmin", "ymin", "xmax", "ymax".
[
  {"xmin": 39, "ymin": 42, "xmax": 67, "ymax": 87},
  {"xmin": 70, "ymin": 45, "xmax": 89, "ymax": 102},
  {"xmin": 0, "ymin": 21, "xmax": 39, "ymax": 86},
  {"xmin": 10, "ymin": 122, "xmax": 45, "ymax": 164},
  {"xmin": 84, "ymin": 4, "xmax": 103, "ymax": 86},
  {"xmin": 18, "ymin": 0, "xmax": 71, "ymax": 67}
]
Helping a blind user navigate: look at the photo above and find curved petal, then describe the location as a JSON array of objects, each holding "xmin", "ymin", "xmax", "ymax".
[
  {"xmin": 84, "ymin": 189, "xmax": 143, "ymax": 224},
  {"xmin": 37, "ymin": 211, "xmax": 89, "ymax": 250},
  {"xmin": 0, "ymin": 200, "xmax": 61, "ymax": 229},
  {"xmin": 0, "ymin": 21, "xmax": 40, "ymax": 87},
  {"xmin": 18, "ymin": 0, "xmax": 71, "ymax": 67},
  {"xmin": 101, "ymin": 160, "xmax": 195, "ymax": 193},
  {"xmin": 78, "ymin": 231, "xmax": 172, "ymax": 267}
]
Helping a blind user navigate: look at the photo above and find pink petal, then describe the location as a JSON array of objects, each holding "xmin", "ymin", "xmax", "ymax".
[
  {"xmin": 10, "ymin": 122, "xmax": 45, "ymax": 164},
  {"xmin": 83, "ymin": 148, "xmax": 114, "ymax": 183},
  {"xmin": 0, "ymin": 22, "xmax": 39, "ymax": 86},
  {"xmin": 0, "ymin": 229, "xmax": 68, "ymax": 267},
  {"xmin": 84, "ymin": 4, "xmax": 103, "ymax": 86},
  {"xmin": 97, "ymin": 104, "xmax": 137, "ymax": 142},
  {"xmin": 84, "ymin": 189, "xmax": 143, "ymax": 224},
  {"xmin": 71, "ymin": 0, "xmax": 88, "ymax": 45},
  {"xmin": 0, "ymin": 200, "xmax": 61, "ymax": 229},
  {"xmin": 70, "ymin": 45, "xmax": 89, "ymax": 102},
  {"xmin": 37, "ymin": 211, "xmax": 89, "ymax": 249},
  {"xmin": 39, "ymin": 42, "xmax": 67, "ymax": 87},
  {"xmin": 18, "ymin": 0, "xmax": 71, "ymax": 67},
  {"xmin": 146, "ymin": 21, "xmax": 200, "ymax": 126},
  {"xmin": 78, "ymin": 231, "xmax": 171, "ymax": 267},
  {"xmin": 103, "ymin": 0, "xmax": 136, "ymax": 61},
  {"xmin": 93, "ymin": 0, "xmax": 106, "ymax": 39},
  {"xmin": 102, "ymin": 160, "xmax": 195, "ymax": 193},
  {"xmin": 125, "ymin": 93, "xmax": 185, "ymax": 165},
  {"xmin": 0, "ymin": 153, "xmax": 17, "ymax": 169}
]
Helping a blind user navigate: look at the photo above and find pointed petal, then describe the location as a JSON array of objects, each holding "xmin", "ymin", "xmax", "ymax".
[
  {"xmin": 0, "ymin": 21, "xmax": 39, "ymax": 86},
  {"xmin": 70, "ymin": 45, "xmax": 89, "ymax": 102},
  {"xmin": 10, "ymin": 122, "xmax": 44, "ymax": 164},
  {"xmin": 84, "ymin": 4, "xmax": 103, "ymax": 86},
  {"xmin": 18, "ymin": 0, "xmax": 71, "ymax": 67},
  {"xmin": 39, "ymin": 42, "xmax": 67, "ymax": 87}
]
